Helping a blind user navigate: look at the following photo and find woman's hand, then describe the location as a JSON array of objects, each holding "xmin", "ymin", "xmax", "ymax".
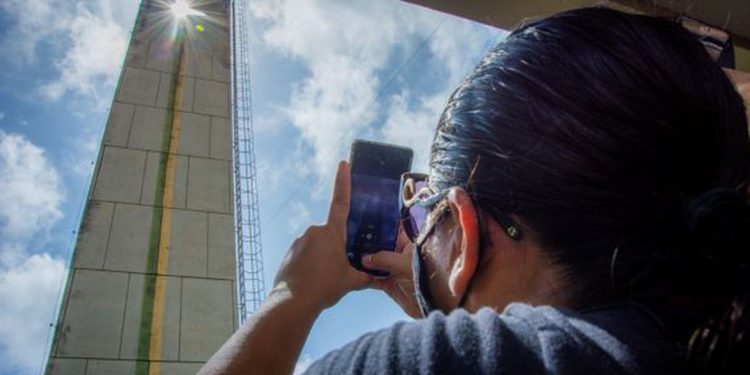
[
  {"xmin": 271, "ymin": 161, "xmax": 371, "ymax": 311},
  {"xmin": 199, "ymin": 162, "xmax": 369, "ymax": 375},
  {"xmin": 363, "ymin": 227, "xmax": 421, "ymax": 318}
]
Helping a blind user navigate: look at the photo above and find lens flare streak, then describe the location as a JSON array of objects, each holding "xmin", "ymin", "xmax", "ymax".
[{"xmin": 170, "ymin": 0, "xmax": 206, "ymax": 18}]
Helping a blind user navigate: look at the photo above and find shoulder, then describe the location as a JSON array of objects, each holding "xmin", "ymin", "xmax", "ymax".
[
  {"xmin": 494, "ymin": 303, "xmax": 679, "ymax": 373},
  {"xmin": 305, "ymin": 303, "xmax": 679, "ymax": 374}
]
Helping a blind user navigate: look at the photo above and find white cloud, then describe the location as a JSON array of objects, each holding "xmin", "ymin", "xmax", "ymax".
[
  {"xmin": 251, "ymin": 0, "xmax": 432, "ymax": 182},
  {"xmin": 65, "ymin": 129, "xmax": 100, "ymax": 178},
  {"xmin": 257, "ymin": 158, "xmax": 285, "ymax": 194},
  {"xmin": 39, "ymin": 3, "xmax": 130, "ymax": 103},
  {"xmin": 288, "ymin": 201, "xmax": 312, "ymax": 235},
  {"xmin": 0, "ymin": 0, "xmax": 135, "ymax": 223},
  {"xmin": 0, "ymin": 254, "xmax": 66, "ymax": 375},
  {"xmin": 0, "ymin": 130, "xmax": 64, "ymax": 254},
  {"xmin": 380, "ymin": 19, "xmax": 506, "ymax": 173},
  {"xmin": 0, "ymin": 131, "xmax": 67, "ymax": 375},
  {"xmin": 39, "ymin": 6, "xmax": 129, "ymax": 103},
  {"xmin": 0, "ymin": 0, "xmax": 63, "ymax": 65},
  {"xmin": 381, "ymin": 91, "xmax": 447, "ymax": 172},
  {"xmin": 0, "ymin": 0, "xmax": 135, "ymax": 103},
  {"xmin": 251, "ymin": 0, "xmax": 500, "ymax": 189}
]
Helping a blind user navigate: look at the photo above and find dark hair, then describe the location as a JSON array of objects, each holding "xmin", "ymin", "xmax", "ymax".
[{"xmin": 430, "ymin": 7, "xmax": 750, "ymax": 373}]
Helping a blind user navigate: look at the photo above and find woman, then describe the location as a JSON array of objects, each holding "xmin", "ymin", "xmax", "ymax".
[{"xmin": 200, "ymin": 7, "xmax": 749, "ymax": 374}]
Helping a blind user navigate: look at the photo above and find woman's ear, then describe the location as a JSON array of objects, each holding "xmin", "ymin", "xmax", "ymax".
[{"xmin": 446, "ymin": 188, "xmax": 480, "ymax": 298}]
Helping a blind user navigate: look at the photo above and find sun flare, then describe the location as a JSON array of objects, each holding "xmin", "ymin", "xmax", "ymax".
[{"xmin": 170, "ymin": 0, "xmax": 206, "ymax": 19}]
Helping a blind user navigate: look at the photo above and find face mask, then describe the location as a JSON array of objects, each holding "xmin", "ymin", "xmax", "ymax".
[{"xmin": 412, "ymin": 241, "xmax": 438, "ymax": 317}]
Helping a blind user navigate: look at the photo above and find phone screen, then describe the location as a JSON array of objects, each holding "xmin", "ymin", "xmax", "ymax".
[{"xmin": 346, "ymin": 140, "xmax": 413, "ymax": 275}]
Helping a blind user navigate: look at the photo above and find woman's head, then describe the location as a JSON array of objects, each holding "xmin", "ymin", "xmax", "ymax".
[{"xmin": 420, "ymin": 6, "xmax": 749, "ymax": 371}]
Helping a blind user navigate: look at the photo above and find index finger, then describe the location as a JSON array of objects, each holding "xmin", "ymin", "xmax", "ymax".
[
  {"xmin": 327, "ymin": 160, "xmax": 350, "ymax": 225},
  {"xmin": 395, "ymin": 223, "xmax": 410, "ymax": 253}
]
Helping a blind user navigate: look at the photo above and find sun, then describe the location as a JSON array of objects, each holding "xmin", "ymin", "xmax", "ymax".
[{"xmin": 170, "ymin": 0, "xmax": 206, "ymax": 19}]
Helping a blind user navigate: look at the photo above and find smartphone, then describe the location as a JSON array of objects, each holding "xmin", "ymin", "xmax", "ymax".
[{"xmin": 346, "ymin": 139, "xmax": 413, "ymax": 276}]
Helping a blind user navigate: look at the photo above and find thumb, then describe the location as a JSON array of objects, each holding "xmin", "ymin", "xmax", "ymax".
[{"xmin": 362, "ymin": 250, "xmax": 411, "ymax": 277}]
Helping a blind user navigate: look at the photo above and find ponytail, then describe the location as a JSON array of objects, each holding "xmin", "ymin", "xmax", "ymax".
[{"xmin": 685, "ymin": 188, "xmax": 750, "ymax": 373}]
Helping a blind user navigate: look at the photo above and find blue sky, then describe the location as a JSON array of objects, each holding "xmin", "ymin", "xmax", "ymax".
[{"xmin": 0, "ymin": 1, "xmax": 504, "ymax": 374}]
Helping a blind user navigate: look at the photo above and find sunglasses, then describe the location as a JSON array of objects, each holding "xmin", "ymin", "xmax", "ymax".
[
  {"xmin": 399, "ymin": 173, "xmax": 450, "ymax": 244},
  {"xmin": 399, "ymin": 172, "xmax": 523, "ymax": 244}
]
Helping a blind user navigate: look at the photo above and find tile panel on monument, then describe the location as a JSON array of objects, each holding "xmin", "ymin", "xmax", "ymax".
[
  {"xmin": 209, "ymin": 117, "xmax": 231, "ymax": 160},
  {"xmin": 212, "ymin": 46, "xmax": 230, "ymax": 83},
  {"xmin": 181, "ymin": 76, "xmax": 195, "ymax": 112},
  {"xmin": 126, "ymin": 37, "xmax": 149, "ymax": 69},
  {"xmin": 57, "ymin": 270, "xmax": 128, "ymax": 358},
  {"xmin": 118, "ymin": 273, "xmax": 146, "ymax": 360},
  {"xmin": 156, "ymin": 73, "xmax": 195, "ymax": 111},
  {"xmin": 183, "ymin": 19, "xmax": 226, "ymax": 52},
  {"xmin": 92, "ymin": 147, "xmax": 146, "ymax": 204},
  {"xmin": 118, "ymin": 67, "xmax": 160, "ymax": 106},
  {"xmin": 139, "ymin": 151, "xmax": 162, "ymax": 206},
  {"xmin": 159, "ymin": 362, "xmax": 204, "ymax": 375},
  {"xmin": 155, "ymin": 73, "xmax": 172, "ymax": 109},
  {"xmin": 103, "ymin": 102, "xmax": 135, "ymax": 147},
  {"xmin": 120, "ymin": 274, "xmax": 181, "ymax": 361},
  {"xmin": 170, "ymin": 155, "xmax": 190, "ymax": 209},
  {"xmin": 180, "ymin": 278, "xmax": 234, "ymax": 361},
  {"xmin": 179, "ymin": 112, "xmax": 210, "ymax": 158},
  {"xmin": 128, "ymin": 105, "xmax": 169, "ymax": 152},
  {"xmin": 168, "ymin": 209, "xmax": 208, "ymax": 277},
  {"xmin": 146, "ymin": 39, "xmax": 179, "ymax": 73},
  {"xmin": 186, "ymin": 157, "xmax": 231, "ymax": 213},
  {"xmin": 104, "ymin": 204, "xmax": 154, "ymax": 273},
  {"xmin": 73, "ymin": 201, "xmax": 114, "ymax": 269},
  {"xmin": 185, "ymin": 49, "xmax": 214, "ymax": 79},
  {"xmin": 159, "ymin": 276, "xmax": 183, "ymax": 361},
  {"xmin": 140, "ymin": 152, "xmax": 189, "ymax": 209},
  {"xmin": 85, "ymin": 360, "xmax": 135, "ymax": 375},
  {"xmin": 192, "ymin": 79, "xmax": 229, "ymax": 118},
  {"xmin": 208, "ymin": 213, "xmax": 235, "ymax": 279},
  {"xmin": 46, "ymin": 358, "xmax": 87, "ymax": 375}
]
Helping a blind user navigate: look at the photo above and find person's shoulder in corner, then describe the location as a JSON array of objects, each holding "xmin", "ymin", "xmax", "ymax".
[{"xmin": 305, "ymin": 303, "xmax": 682, "ymax": 374}]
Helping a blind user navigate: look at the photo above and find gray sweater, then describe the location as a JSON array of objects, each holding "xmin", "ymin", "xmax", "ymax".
[{"xmin": 304, "ymin": 303, "xmax": 681, "ymax": 374}]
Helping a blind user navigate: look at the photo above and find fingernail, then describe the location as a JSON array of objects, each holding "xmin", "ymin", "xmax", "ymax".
[{"xmin": 363, "ymin": 255, "xmax": 372, "ymax": 265}]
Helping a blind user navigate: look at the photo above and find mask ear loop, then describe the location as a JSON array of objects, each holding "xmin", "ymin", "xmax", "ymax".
[
  {"xmin": 412, "ymin": 240, "xmax": 437, "ymax": 318},
  {"xmin": 410, "ymin": 198, "xmax": 452, "ymax": 318}
]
